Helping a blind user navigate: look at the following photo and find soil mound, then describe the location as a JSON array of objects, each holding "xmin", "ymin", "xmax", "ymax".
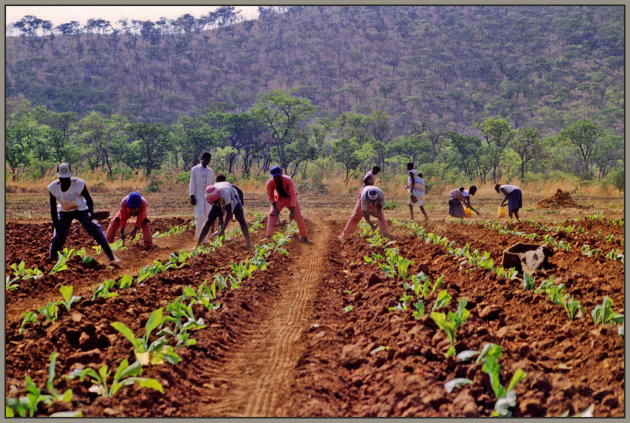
[{"xmin": 536, "ymin": 189, "xmax": 582, "ymax": 209}]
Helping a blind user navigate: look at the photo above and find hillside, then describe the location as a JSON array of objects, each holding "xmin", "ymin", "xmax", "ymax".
[{"xmin": 6, "ymin": 6, "xmax": 624, "ymax": 136}]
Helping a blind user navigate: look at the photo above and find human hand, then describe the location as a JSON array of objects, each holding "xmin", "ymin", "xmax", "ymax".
[{"xmin": 190, "ymin": 195, "xmax": 197, "ymax": 206}]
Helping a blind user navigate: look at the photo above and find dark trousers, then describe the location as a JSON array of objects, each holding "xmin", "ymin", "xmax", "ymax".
[
  {"xmin": 50, "ymin": 210, "xmax": 115, "ymax": 261},
  {"xmin": 206, "ymin": 203, "xmax": 249, "ymax": 236}
]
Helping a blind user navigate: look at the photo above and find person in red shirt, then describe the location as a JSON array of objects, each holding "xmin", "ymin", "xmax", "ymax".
[
  {"xmin": 266, "ymin": 166, "xmax": 309, "ymax": 242},
  {"xmin": 105, "ymin": 192, "xmax": 154, "ymax": 249}
]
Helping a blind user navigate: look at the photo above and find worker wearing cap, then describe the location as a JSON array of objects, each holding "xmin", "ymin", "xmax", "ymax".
[
  {"xmin": 197, "ymin": 181, "xmax": 252, "ymax": 250},
  {"xmin": 48, "ymin": 163, "xmax": 119, "ymax": 263},
  {"xmin": 341, "ymin": 185, "xmax": 390, "ymax": 237},
  {"xmin": 266, "ymin": 166, "xmax": 309, "ymax": 242},
  {"xmin": 189, "ymin": 152, "xmax": 215, "ymax": 243},
  {"xmin": 106, "ymin": 192, "xmax": 153, "ymax": 249}
]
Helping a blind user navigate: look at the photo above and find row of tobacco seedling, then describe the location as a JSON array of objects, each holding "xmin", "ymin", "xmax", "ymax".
[
  {"xmin": 6, "ymin": 221, "xmax": 198, "ymax": 291},
  {"xmin": 357, "ymin": 222, "xmax": 527, "ymax": 417},
  {"xmin": 394, "ymin": 219, "xmax": 624, "ymax": 333},
  {"xmin": 8, "ymin": 220, "xmax": 298, "ymax": 417},
  {"xmin": 450, "ymin": 218, "xmax": 623, "ymax": 263},
  {"xmin": 18, "ymin": 214, "xmax": 265, "ymax": 334}
]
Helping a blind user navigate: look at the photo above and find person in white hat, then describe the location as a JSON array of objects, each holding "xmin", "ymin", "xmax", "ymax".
[
  {"xmin": 48, "ymin": 163, "xmax": 120, "ymax": 264},
  {"xmin": 340, "ymin": 185, "xmax": 390, "ymax": 237},
  {"xmin": 196, "ymin": 181, "xmax": 252, "ymax": 250},
  {"xmin": 189, "ymin": 152, "xmax": 215, "ymax": 243}
]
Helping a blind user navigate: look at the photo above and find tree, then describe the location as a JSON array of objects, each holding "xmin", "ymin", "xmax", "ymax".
[
  {"xmin": 592, "ymin": 133, "xmax": 623, "ymax": 179},
  {"xmin": 333, "ymin": 138, "xmax": 361, "ymax": 182},
  {"xmin": 251, "ymin": 89, "xmax": 317, "ymax": 173},
  {"xmin": 476, "ymin": 117, "xmax": 515, "ymax": 182},
  {"xmin": 445, "ymin": 132, "xmax": 483, "ymax": 178},
  {"xmin": 510, "ymin": 127, "xmax": 544, "ymax": 180},
  {"xmin": 558, "ymin": 119, "xmax": 602, "ymax": 178},
  {"xmin": 6, "ymin": 114, "xmax": 37, "ymax": 180},
  {"xmin": 126, "ymin": 122, "xmax": 171, "ymax": 177}
]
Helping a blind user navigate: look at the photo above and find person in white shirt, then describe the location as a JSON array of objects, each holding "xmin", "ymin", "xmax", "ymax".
[
  {"xmin": 189, "ymin": 152, "xmax": 215, "ymax": 242},
  {"xmin": 495, "ymin": 183, "xmax": 522, "ymax": 221},
  {"xmin": 405, "ymin": 162, "xmax": 429, "ymax": 222},
  {"xmin": 340, "ymin": 185, "xmax": 390, "ymax": 237},
  {"xmin": 362, "ymin": 166, "xmax": 381, "ymax": 188},
  {"xmin": 48, "ymin": 163, "xmax": 119, "ymax": 264},
  {"xmin": 196, "ymin": 181, "xmax": 252, "ymax": 250}
]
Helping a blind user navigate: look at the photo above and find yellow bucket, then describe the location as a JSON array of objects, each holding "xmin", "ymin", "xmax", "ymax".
[
  {"xmin": 498, "ymin": 205, "xmax": 507, "ymax": 219},
  {"xmin": 464, "ymin": 207, "xmax": 472, "ymax": 218}
]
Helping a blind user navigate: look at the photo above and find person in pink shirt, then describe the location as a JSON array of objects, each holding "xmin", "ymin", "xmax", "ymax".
[
  {"xmin": 266, "ymin": 165, "xmax": 309, "ymax": 242},
  {"xmin": 106, "ymin": 192, "xmax": 153, "ymax": 249},
  {"xmin": 340, "ymin": 186, "xmax": 390, "ymax": 238}
]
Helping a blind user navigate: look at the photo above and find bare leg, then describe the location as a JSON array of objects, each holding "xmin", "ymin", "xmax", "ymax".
[
  {"xmin": 420, "ymin": 206, "xmax": 429, "ymax": 221},
  {"xmin": 408, "ymin": 205, "xmax": 414, "ymax": 220}
]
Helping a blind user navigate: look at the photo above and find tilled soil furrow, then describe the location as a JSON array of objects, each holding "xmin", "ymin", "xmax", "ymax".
[{"xmin": 198, "ymin": 221, "xmax": 330, "ymax": 417}]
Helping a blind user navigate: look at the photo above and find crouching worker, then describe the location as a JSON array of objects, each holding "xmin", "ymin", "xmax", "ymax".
[
  {"xmin": 340, "ymin": 186, "xmax": 390, "ymax": 237},
  {"xmin": 106, "ymin": 192, "xmax": 153, "ymax": 250},
  {"xmin": 197, "ymin": 181, "xmax": 252, "ymax": 250},
  {"xmin": 266, "ymin": 165, "xmax": 309, "ymax": 242},
  {"xmin": 48, "ymin": 163, "xmax": 119, "ymax": 264},
  {"xmin": 495, "ymin": 183, "xmax": 522, "ymax": 221}
]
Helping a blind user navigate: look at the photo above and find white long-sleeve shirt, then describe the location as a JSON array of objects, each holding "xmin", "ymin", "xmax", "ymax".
[{"xmin": 189, "ymin": 164, "xmax": 215, "ymax": 200}]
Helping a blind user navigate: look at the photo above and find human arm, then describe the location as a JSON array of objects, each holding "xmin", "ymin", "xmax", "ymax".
[
  {"xmin": 409, "ymin": 171, "xmax": 415, "ymax": 192},
  {"xmin": 50, "ymin": 193, "xmax": 58, "ymax": 229},
  {"xmin": 196, "ymin": 212, "xmax": 215, "ymax": 248},
  {"xmin": 219, "ymin": 204, "xmax": 231, "ymax": 235},
  {"xmin": 499, "ymin": 188, "xmax": 509, "ymax": 206},
  {"xmin": 189, "ymin": 168, "xmax": 197, "ymax": 205},
  {"xmin": 465, "ymin": 197, "xmax": 480, "ymax": 215},
  {"xmin": 362, "ymin": 210, "xmax": 376, "ymax": 229},
  {"xmin": 285, "ymin": 177, "xmax": 299, "ymax": 208},
  {"xmin": 81, "ymin": 186, "xmax": 95, "ymax": 217}
]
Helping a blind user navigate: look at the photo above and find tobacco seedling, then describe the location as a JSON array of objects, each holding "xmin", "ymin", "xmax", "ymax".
[
  {"xmin": 444, "ymin": 378, "xmax": 473, "ymax": 393},
  {"xmin": 111, "ymin": 308, "xmax": 180, "ymax": 365},
  {"xmin": 19, "ymin": 311, "xmax": 38, "ymax": 334},
  {"xmin": 523, "ymin": 273, "xmax": 535, "ymax": 290},
  {"xmin": 591, "ymin": 296, "xmax": 624, "ymax": 325},
  {"xmin": 562, "ymin": 296, "xmax": 583, "ymax": 320},
  {"xmin": 67, "ymin": 358, "xmax": 163, "ymax": 397},
  {"xmin": 75, "ymin": 247, "xmax": 94, "ymax": 263},
  {"xmin": 59, "ymin": 285, "xmax": 81, "ymax": 311},
  {"xmin": 432, "ymin": 289, "xmax": 452, "ymax": 311},
  {"xmin": 6, "ymin": 351, "xmax": 72, "ymax": 417},
  {"xmin": 10, "ymin": 262, "xmax": 43, "ymax": 280},
  {"xmin": 412, "ymin": 299, "xmax": 425, "ymax": 319},
  {"xmin": 363, "ymin": 253, "xmax": 383, "ymax": 264},
  {"xmin": 546, "ymin": 283, "xmax": 566, "ymax": 305},
  {"xmin": 344, "ymin": 305, "xmax": 354, "ymax": 313},
  {"xmin": 476, "ymin": 343, "xmax": 527, "ymax": 417},
  {"xmin": 38, "ymin": 302, "xmax": 59, "ymax": 323},
  {"xmin": 430, "ymin": 298, "xmax": 470, "ymax": 356},
  {"xmin": 92, "ymin": 279, "xmax": 119, "ymax": 300},
  {"xmin": 118, "ymin": 274, "xmax": 134, "ymax": 289},
  {"xmin": 6, "ymin": 275, "xmax": 20, "ymax": 290},
  {"xmin": 50, "ymin": 248, "xmax": 75, "ymax": 275},
  {"xmin": 160, "ymin": 297, "xmax": 205, "ymax": 347}
]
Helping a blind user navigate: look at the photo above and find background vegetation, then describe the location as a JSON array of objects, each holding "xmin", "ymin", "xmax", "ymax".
[{"xmin": 5, "ymin": 6, "xmax": 625, "ymax": 193}]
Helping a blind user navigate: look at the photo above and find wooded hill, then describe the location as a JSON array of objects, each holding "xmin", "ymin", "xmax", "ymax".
[{"xmin": 6, "ymin": 6, "xmax": 624, "ymax": 137}]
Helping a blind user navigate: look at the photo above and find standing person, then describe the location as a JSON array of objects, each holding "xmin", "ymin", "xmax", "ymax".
[
  {"xmin": 197, "ymin": 181, "xmax": 252, "ymax": 250},
  {"xmin": 362, "ymin": 166, "xmax": 381, "ymax": 188},
  {"xmin": 105, "ymin": 191, "xmax": 153, "ymax": 250},
  {"xmin": 265, "ymin": 165, "xmax": 309, "ymax": 242},
  {"xmin": 406, "ymin": 162, "xmax": 429, "ymax": 222},
  {"xmin": 340, "ymin": 185, "xmax": 390, "ymax": 237},
  {"xmin": 189, "ymin": 152, "xmax": 215, "ymax": 243},
  {"xmin": 495, "ymin": 183, "xmax": 522, "ymax": 221},
  {"xmin": 48, "ymin": 163, "xmax": 119, "ymax": 264},
  {"xmin": 448, "ymin": 186, "xmax": 480, "ymax": 218}
]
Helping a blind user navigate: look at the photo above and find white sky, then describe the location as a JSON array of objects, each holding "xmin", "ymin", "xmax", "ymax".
[{"xmin": 6, "ymin": 6, "xmax": 261, "ymax": 28}]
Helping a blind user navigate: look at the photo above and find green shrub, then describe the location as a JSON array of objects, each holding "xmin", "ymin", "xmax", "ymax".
[
  {"xmin": 146, "ymin": 179, "xmax": 160, "ymax": 193},
  {"xmin": 176, "ymin": 171, "xmax": 190, "ymax": 184}
]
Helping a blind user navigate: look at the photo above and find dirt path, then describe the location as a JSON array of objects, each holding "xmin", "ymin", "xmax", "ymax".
[{"xmin": 196, "ymin": 219, "xmax": 331, "ymax": 417}]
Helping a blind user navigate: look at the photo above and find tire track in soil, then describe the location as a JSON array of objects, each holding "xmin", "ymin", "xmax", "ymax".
[{"xmin": 197, "ymin": 220, "xmax": 331, "ymax": 417}]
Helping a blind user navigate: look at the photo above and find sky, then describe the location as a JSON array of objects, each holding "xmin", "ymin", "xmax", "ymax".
[{"xmin": 6, "ymin": 5, "xmax": 261, "ymax": 29}]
